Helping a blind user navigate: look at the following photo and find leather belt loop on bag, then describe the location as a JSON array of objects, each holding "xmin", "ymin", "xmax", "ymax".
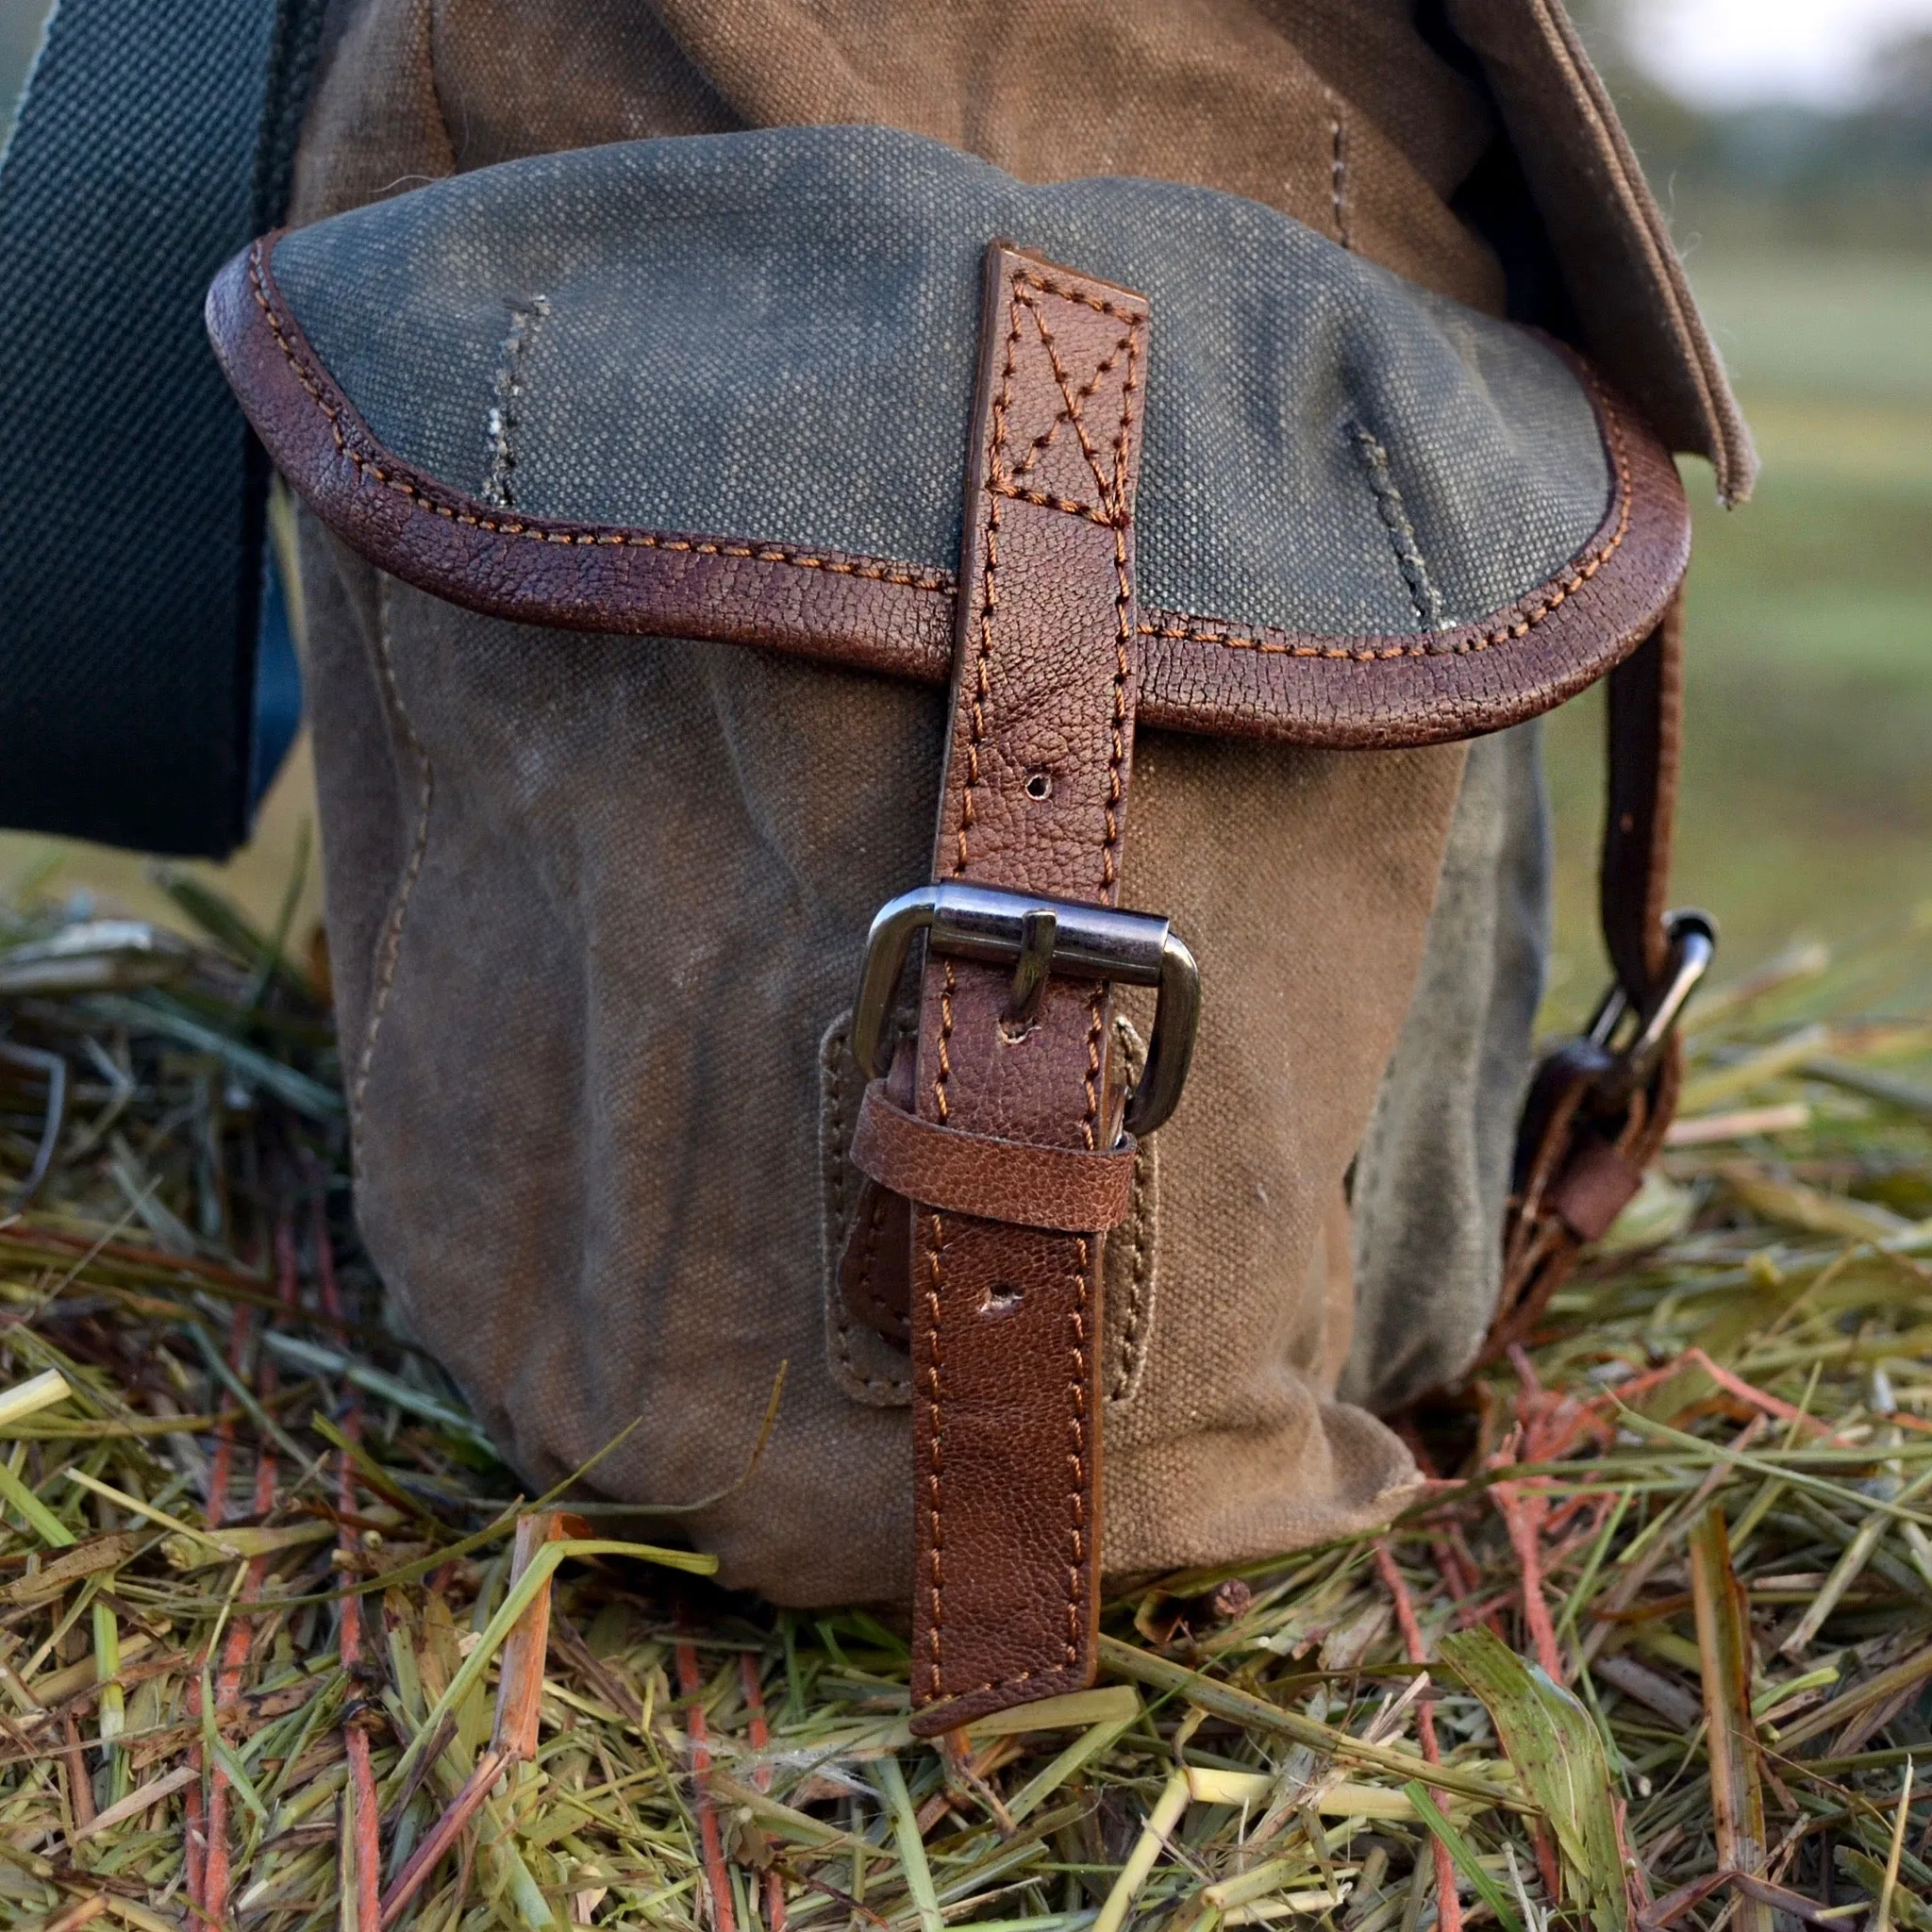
[
  {"xmin": 1487, "ymin": 591, "xmax": 1716, "ymax": 1368},
  {"xmin": 853, "ymin": 242, "xmax": 1166, "ymax": 1735}
]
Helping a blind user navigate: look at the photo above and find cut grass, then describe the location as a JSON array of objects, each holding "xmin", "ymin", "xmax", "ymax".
[{"xmin": 2, "ymin": 861, "xmax": 1932, "ymax": 1928}]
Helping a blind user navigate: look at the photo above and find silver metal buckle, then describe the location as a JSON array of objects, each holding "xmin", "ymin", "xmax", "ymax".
[
  {"xmin": 851, "ymin": 882, "xmax": 1200, "ymax": 1137},
  {"xmin": 1585, "ymin": 908, "xmax": 1717, "ymax": 1100}
]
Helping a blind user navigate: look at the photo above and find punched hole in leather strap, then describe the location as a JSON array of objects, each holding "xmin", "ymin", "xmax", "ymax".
[{"xmin": 902, "ymin": 243, "xmax": 1151, "ymax": 1736}]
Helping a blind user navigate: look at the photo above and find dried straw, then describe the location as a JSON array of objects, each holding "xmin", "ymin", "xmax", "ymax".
[{"xmin": 3, "ymin": 873, "xmax": 1931, "ymax": 1931}]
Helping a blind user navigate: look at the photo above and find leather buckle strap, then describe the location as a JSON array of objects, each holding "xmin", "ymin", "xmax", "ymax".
[
  {"xmin": 864, "ymin": 242, "xmax": 1157, "ymax": 1736},
  {"xmin": 852, "ymin": 881, "xmax": 1199, "ymax": 1137},
  {"xmin": 850, "ymin": 1079, "xmax": 1138, "ymax": 1233}
]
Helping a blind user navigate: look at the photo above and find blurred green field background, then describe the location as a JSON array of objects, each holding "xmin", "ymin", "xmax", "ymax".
[{"xmin": 1541, "ymin": 247, "xmax": 1932, "ymax": 1016}]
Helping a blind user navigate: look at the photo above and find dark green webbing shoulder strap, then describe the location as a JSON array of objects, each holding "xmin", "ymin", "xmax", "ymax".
[{"xmin": 0, "ymin": 0, "xmax": 329, "ymax": 857}]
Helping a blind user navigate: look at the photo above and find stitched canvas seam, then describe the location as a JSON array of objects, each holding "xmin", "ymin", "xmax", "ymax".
[
  {"xmin": 1327, "ymin": 94, "xmax": 1352, "ymax": 250},
  {"xmin": 480, "ymin": 296, "xmax": 549, "ymax": 510},
  {"xmin": 1350, "ymin": 420, "xmax": 1446, "ymax": 630},
  {"xmin": 851, "ymin": 1187, "xmax": 892, "ymax": 1327},
  {"xmin": 350, "ymin": 576, "xmax": 434, "ymax": 1174}
]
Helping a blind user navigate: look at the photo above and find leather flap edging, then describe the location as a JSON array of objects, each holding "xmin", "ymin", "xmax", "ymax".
[{"xmin": 208, "ymin": 130, "xmax": 1690, "ymax": 751}]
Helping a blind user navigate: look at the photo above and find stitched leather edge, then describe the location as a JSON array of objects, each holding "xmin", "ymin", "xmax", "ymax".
[
  {"xmin": 819, "ymin": 1013, "xmax": 914, "ymax": 1404},
  {"xmin": 208, "ymin": 236, "xmax": 1690, "ymax": 750},
  {"xmin": 1104, "ymin": 1017, "xmax": 1158, "ymax": 1408}
]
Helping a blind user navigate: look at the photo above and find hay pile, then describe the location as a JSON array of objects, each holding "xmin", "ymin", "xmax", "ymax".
[{"xmin": 2, "ymin": 874, "xmax": 1931, "ymax": 1932}]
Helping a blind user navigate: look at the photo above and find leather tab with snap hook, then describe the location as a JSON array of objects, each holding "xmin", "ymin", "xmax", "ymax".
[{"xmin": 1478, "ymin": 601, "xmax": 1711, "ymax": 1376}]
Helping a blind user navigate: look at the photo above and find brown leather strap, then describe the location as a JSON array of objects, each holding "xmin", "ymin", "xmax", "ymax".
[
  {"xmin": 1603, "ymin": 591, "xmax": 1683, "ymax": 998},
  {"xmin": 852, "ymin": 1080, "xmax": 1137, "ymax": 1234},
  {"xmin": 1484, "ymin": 591, "xmax": 1688, "ymax": 1367},
  {"xmin": 900, "ymin": 244, "xmax": 1149, "ymax": 1736}
]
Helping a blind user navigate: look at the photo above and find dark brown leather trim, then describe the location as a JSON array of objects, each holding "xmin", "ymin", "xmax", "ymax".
[
  {"xmin": 206, "ymin": 240, "xmax": 958, "ymax": 679},
  {"xmin": 208, "ymin": 238, "xmax": 1690, "ymax": 750},
  {"xmin": 851, "ymin": 1080, "xmax": 1137, "ymax": 1233}
]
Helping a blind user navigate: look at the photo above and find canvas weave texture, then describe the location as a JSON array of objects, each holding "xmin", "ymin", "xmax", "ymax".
[{"xmin": 275, "ymin": 0, "xmax": 1675, "ymax": 1600}]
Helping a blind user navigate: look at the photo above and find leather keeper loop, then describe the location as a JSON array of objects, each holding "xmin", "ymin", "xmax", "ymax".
[{"xmin": 850, "ymin": 1079, "xmax": 1135, "ymax": 1233}]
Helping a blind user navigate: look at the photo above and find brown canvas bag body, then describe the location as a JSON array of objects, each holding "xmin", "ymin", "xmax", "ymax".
[{"xmin": 208, "ymin": 0, "xmax": 1743, "ymax": 1729}]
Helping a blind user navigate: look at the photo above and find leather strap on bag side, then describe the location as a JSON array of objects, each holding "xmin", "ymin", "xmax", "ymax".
[
  {"xmin": 1603, "ymin": 588, "xmax": 1682, "ymax": 997},
  {"xmin": 1485, "ymin": 591, "xmax": 1689, "ymax": 1366},
  {"xmin": 904, "ymin": 244, "xmax": 1149, "ymax": 1736}
]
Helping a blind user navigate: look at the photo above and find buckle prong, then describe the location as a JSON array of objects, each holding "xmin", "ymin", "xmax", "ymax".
[
  {"xmin": 1003, "ymin": 908, "xmax": 1058, "ymax": 1034},
  {"xmin": 852, "ymin": 882, "xmax": 1200, "ymax": 1137}
]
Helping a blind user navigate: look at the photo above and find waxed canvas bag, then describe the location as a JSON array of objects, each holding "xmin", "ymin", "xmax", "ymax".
[{"xmin": 207, "ymin": 101, "xmax": 1720, "ymax": 1732}]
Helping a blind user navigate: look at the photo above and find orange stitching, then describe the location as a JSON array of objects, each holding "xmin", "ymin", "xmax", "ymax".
[
  {"xmin": 1137, "ymin": 375, "xmax": 1635, "ymax": 665},
  {"xmin": 923, "ymin": 1208, "xmax": 945, "ymax": 1701},
  {"xmin": 250, "ymin": 243, "xmax": 1641, "ymax": 677},
  {"xmin": 1081, "ymin": 991, "xmax": 1105, "ymax": 1160},
  {"xmin": 986, "ymin": 480, "xmax": 1116, "ymax": 525},
  {"xmin": 246, "ymin": 244, "xmax": 951, "ymax": 594},
  {"xmin": 934, "ymin": 964, "xmax": 957, "ymax": 1124},
  {"xmin": 1007, "ymin": 331, "xmax": 1130, "ymax": 484},
  {"xmin": 1016, "ymin": 290, "xmax": 1133, "ymax": 511},
  {"xmin": 1014, "ymin": 268, "xmax": 1137, "ymax": 321},
  {"xmin": 1065, "ymin": 1233, "xmax": 1092, "ymax": 1663}
]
